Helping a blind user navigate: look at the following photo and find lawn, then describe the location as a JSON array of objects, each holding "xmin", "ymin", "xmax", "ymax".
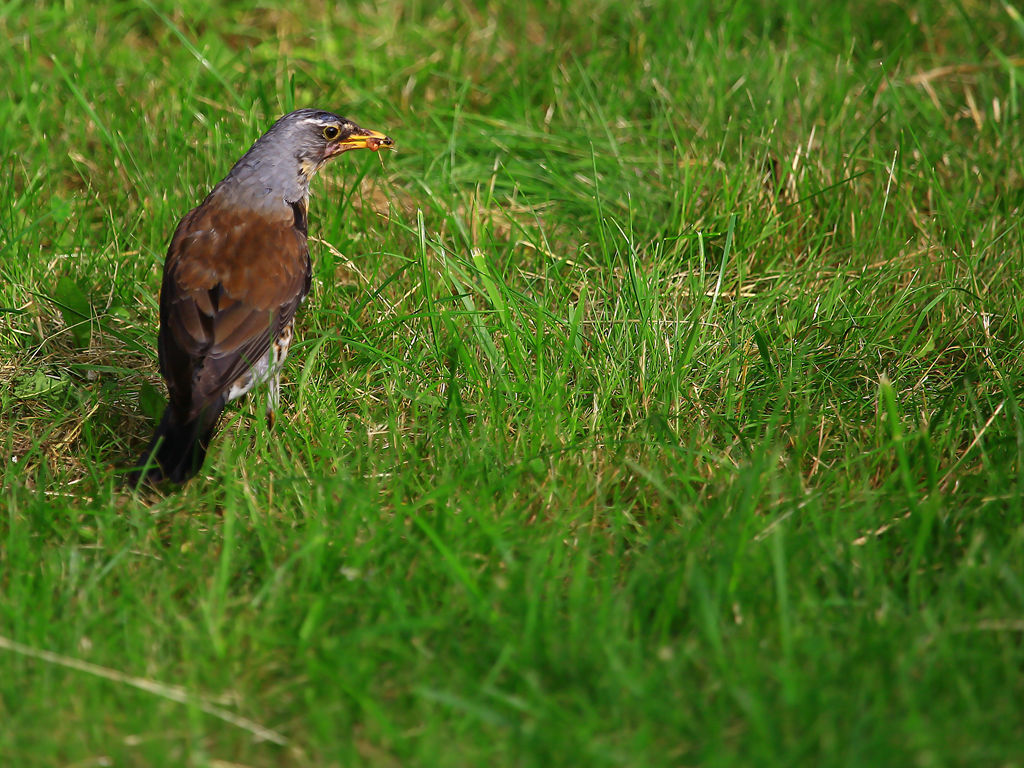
[{"xmin": 2, "ymin": 0, "xmax": 1023, "ymax": 765}]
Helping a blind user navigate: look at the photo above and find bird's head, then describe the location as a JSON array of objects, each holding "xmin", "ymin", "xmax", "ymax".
[
  {"xmin": 270, "ymin": 109, "xmax": 393, "ymax": 178},
  {"xmin": 228, "ymin": 108, "xmax": 393, "ymax": 204}
]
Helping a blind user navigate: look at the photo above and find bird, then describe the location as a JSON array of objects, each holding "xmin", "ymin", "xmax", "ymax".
[{"xmin": 132, "ymin": 108, "xmax": 393, "ymax": 484}]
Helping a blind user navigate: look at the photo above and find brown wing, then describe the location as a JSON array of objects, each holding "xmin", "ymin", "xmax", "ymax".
[{"xmin": 158, "ymin": 199, "xmax": 311, "ymax": 421}]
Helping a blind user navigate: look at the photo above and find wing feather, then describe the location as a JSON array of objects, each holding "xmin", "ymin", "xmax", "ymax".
[{"xmin": 158, "ymin": 200, "xmax": 310, "ymax": 421}]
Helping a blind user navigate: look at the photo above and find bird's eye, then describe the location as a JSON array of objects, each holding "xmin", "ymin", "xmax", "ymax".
[{"xmin": 322, "ymin": 125, "xmax": 340, "ymax": 140}]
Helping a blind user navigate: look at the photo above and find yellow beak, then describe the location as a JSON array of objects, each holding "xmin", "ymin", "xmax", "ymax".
[{"xmin": 336, "ymin": 128, "xmax": 394, "ymax": 153}]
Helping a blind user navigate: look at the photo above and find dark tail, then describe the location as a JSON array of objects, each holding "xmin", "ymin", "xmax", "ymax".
[{"xmin": 130, "ymin": 403, "xmax": 224, "ymax": 486}]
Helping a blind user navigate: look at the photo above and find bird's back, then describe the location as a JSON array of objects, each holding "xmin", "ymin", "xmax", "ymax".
[{"xmin": 159, "ymin": 190, "xmax": 311, "ymax": 420}]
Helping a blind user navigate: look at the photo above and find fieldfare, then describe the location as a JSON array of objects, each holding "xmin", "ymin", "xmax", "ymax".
[{"xmin": 133, "ymin": 109, "xmax": 392, "ymax": 484}]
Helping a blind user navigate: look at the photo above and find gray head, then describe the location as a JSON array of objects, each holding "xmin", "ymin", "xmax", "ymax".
[{"xmin": 222, "ymin": 108, "xmax": 393, "ymax": 208}]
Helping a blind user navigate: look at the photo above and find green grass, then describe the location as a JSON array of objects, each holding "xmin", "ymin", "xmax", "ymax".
[{"xmin": 2, "ymin": 0, "xmax": 1024, "ymax": 764}]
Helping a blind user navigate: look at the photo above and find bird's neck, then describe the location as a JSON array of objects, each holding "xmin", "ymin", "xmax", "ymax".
[{"xmin": 221, "ymin": 154, "xmax": 313, "ymax": 210}]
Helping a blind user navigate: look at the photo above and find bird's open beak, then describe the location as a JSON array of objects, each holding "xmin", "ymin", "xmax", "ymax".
[{"xmin": 332, "ymin": 128, "xmax": 394, "ymax": 155}]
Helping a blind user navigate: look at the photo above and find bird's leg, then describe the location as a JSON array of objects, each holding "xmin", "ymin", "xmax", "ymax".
[
  {"xmin": 266, "ymin": 320, "xmax": 293, "ymax": 429},
  {"xmin": 266, "ymin": 373, "xmax": 280, "ymax": 428}
]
